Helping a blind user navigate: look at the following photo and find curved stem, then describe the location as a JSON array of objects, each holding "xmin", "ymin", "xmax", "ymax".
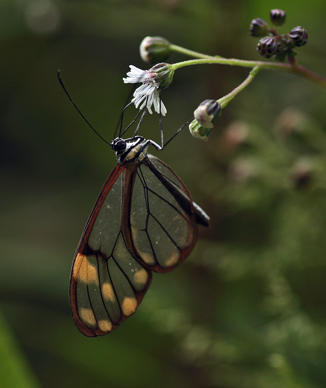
[
  {"xmin": 169, "ymin": 54, "xmax": 326, "ymax": 90},
  {"xmin": 218, "ymin": 67, "xmax": 260, "ymax": 108},
  {"xmin": 169, "ymin": 44, "xmax": 224, "ymax": 60},
  {"xmin": 289, "ymin": 62, "xmax": 326, "ymax": 89}
]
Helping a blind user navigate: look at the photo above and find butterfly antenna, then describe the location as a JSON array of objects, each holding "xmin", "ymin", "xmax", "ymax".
[
  {"xmin": 57, "ymin": 70, "xmax": 110, "ymax": 145},
  {"xmin": 114, "ymin": 101, "xmax": 132, "ymax": 138},
  {"xmin": 113, "ymin": 84, "xmax": 139, "ymax": 138}
]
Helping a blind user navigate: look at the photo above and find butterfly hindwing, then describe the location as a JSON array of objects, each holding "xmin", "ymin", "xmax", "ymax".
[{"xmin": 70, "ymin": 164, "xmax": 152, "ymax": 337}]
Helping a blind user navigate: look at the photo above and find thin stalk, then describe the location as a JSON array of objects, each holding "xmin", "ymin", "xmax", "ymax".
[
  {"xmin": 169, "ymin": 44, "xmax": 224, "ymax": 60},
  {"xmin": 169, "ymin": 57, "xmax": 326, "ymax": 90},
  {"xmin": 218, "ymin": 67, "xmax": 260, "ymax": 108}
]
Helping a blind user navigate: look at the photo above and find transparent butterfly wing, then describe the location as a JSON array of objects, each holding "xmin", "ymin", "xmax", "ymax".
[
  {"xmin": 130, "ymin": 155, "xmax": 198, "ymax": 272},
  {"xmin": 70, "ymin": 164, "xmax": 152, "ymax": 337},
  {"xmin": 70, "ymin": 155, "xmax": 200, "ymax": 336}
]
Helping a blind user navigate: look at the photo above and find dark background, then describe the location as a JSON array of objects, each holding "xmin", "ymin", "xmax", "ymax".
[{"xmin": 1, "ymin": 0, "xmax": 326, "ymax": 387}]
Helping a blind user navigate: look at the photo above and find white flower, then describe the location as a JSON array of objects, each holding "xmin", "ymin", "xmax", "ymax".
[
  {"xmin": 123, "ymin": 65, "xmax": 148, "ymax": 84},
  {"xmin": 123, "ymin": 65, "xmax": 167, "ymax": 115}
]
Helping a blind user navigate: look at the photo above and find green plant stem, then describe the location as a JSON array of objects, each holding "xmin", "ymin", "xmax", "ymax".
[
  {"xmin": 218, "ymin": 67, "xmax": 260, "ymax": 108},
  {"xmin": 169, "ymin": 55, "xmax": 326, "ymax": 90},
  {"xmin": 169, "ymin": 44, "xmax": 224, "ymax": 60}
]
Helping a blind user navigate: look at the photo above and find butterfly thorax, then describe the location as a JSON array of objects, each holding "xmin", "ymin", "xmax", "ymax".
[{"xmin": 110, "ymin": 137, "xmax": 149, "ymax": 165}]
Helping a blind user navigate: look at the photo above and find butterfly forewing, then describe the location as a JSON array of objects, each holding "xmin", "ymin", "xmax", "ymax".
[{"xmin": 130, "ymin": 155, "xmax": 198, "ymax": 272}]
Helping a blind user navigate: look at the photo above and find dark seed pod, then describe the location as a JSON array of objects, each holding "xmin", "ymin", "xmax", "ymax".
[
  {"xmin": 257, "ymin": 36, "xmax": 277, "ymax": 58},
  {"xmin": 270, "ymin": 9, "xmax": 287, "ymax": 26},
  {"xmin": 250, "ymin": 18, "xmax": 269, "ymax": 37},
  {"xmin": 289, "ymin": 26, "xmax": 308, "ymax": 46}
]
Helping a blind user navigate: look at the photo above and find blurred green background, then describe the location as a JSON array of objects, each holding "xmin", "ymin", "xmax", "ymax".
[{"xmin": 1, "ymin": 0, "xmax": 326, "ymax": 387}]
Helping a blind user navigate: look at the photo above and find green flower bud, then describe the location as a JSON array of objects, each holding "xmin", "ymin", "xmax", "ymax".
[
  {"xmin": 250, "ymin": 18, "xmax": 269, "ymax": 37},
  {"xmin": 289, "ymin": 26, "xmax": 308, "ymax": 47},
  {"xmin": 270, "ymin": 9, "xmax": 287, "ymax": 26},
  {"xmin": 149, "ymin": 63, "xmax": 174, "ymax": 90},
  {"xmin": 257, "ymin": 36, "xmax": 277, "ymax": 58},
  {"xmin": 140, "ymin": 36, "xmax": 171, "ymax": 64},
  {"xmin": 189, "ymin": 120, "xmax": 212, "ymax": 141}
]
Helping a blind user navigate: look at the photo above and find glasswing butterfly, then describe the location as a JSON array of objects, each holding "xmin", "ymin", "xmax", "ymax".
[{"xmin": 59, "ymin": 71, "xmax": 210, "ymax": 336}]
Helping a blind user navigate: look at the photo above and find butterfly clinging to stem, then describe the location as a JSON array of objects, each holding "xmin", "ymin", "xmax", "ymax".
[{"xmin": 58, "ymin": 71, "xmax": 210, "ymax": 336}]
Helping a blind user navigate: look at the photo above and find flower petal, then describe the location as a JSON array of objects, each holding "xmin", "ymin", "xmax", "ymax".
[{"xmin": 123, "ymin": 64, "xmax": 168, "ymax": 115}]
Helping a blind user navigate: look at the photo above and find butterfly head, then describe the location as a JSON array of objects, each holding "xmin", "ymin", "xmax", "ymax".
[
  {"xmin": 110, "ymin": 136, "xmax": 149, "ymax": 165},
  {"xmin": 110, "ymin": 138, "xmax": 127, "ymax": 154}
]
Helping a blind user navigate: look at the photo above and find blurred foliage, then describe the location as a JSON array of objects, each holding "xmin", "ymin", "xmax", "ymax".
[{"xmin": 1, "ymin": 0, "xmax": 326, "ymax": 387}]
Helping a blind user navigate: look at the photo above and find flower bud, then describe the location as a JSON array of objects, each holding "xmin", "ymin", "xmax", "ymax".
[
  {"xmin": 249, "ymin": 18, "xmax": 269, "ymax": 37},
  {"xmin": 140, "ymin": 36, "xmax": 171, "ymax": 64},
  {"xmin": 270, "ymin": 9, "xmax": 286, "ymax": 26},
  {"xmin": 189, "ymin": 100, "xmax": 222, "ymax": 141},
  {"xmin": 148, "ymin": 63, "xmax": 174, "ymax": 90},
  {"xmin": 274, "ymin": 36, "xmax": 295, "ymax": 61},
  {"xmin": 289, "ymin": 26, "xmax": 308, "ymax": 47},
  {"xmin": 257, "ymin": 36, "xmax": 277, "ymax": 58},
  {"xmin": 194, "ymin": 99, "xmax": 222, "ymax": 128},
  {"xmin": 189, "ymin": 120, "xmax": 212, "ymax": 141}
]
